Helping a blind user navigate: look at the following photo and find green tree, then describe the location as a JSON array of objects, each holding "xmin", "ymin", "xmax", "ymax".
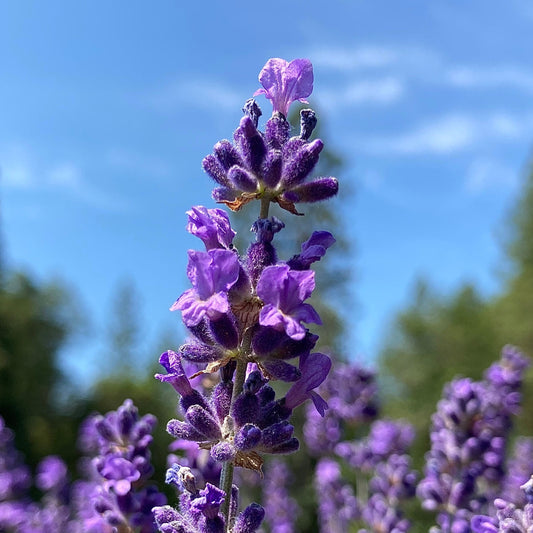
[
  {"xmin": 379, "ymin": 279, "xmax": 506, "ymax": 467},
  {"xmin": 0, "ymin": 272, "xmax": 87, "ymax": 470}
]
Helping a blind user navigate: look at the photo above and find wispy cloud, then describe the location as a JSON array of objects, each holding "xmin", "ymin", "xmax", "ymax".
[
  {"xmin": 0, "ymin": 146, "xmax": 129, "ymax": 211},
  {"xmin": 309, "ymin": 43, "xmax": 533, "ymax": 96},
  {"xmin": 311, "ymin": 46, "xmax": 398, "ymax": 71},
  {"xmin": 464, "ymin": 157, "xmax": 520, "ymax": 194},
  {"xmin": 447, "ymin": 66, "xmax": 533, "ymax": 92},
  {"xmin": 321, "ymin": 77, "xmax": 405, "ymax": 108},
  {"xmin": 0, "ymin": 145, "xmax": 34, "ymax": 188},
  {"xmin": 148, "ymin": 79, "xmax": 243, "ymax": 112},
  {"xmin": 106, "ymin": 148, "xmax": 172, "ymax": 179},
  {"xmin": 358, "ymin": 112, "xmax": 533, "ymax": 155}
]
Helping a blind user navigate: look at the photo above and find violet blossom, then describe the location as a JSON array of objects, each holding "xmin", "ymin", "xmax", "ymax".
[
  {"xmin": 253, "ymin": 58, "xmax": 313, "ymax": 117},
  {"xmin": 186, "ymin": 206, "xmax": 236, "ymax": 251},
  {"xmin": 202, "ymin": 60, "xmax": 338, "ymax": 215},
  {"xmin": 171, "ymin": 249, "xmax": 240, "ymax": 328},
  {"xmin": 257, "ymin": 264, "xmax": 321, "ymax": 341}
]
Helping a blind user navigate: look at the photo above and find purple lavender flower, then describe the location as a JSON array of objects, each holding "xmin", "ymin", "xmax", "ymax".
[
  {"xmin": 286, "ymin": 231, "xmax": 336, "ymax": 271},
  {"xmin": 0, "ymin": 417, "xmax": 32, "ymax": 531},
  {"xmin": 257, "ymin": 264, "xmax": 321, "ymax": 341},
  {"xmin": 314, "ymin": 458, "xmax": 359, "ymax": 533},
  {"xmin": 472, "ymin": 496, "xmax": 533, "ymax": 532},
  {"xmin": 502, "ymin": 437, "xmax": 533, "ymax": 506},
  {"xmin": 253, "ymin": 58, "xmax": 313, "ymax": 117},
  {"xmin": 153, "ymin": 465, "xmax": 264, "ymax": 533},
  {"xmin": 171, "ymin": 249, "xmax": 240, "ymax": 327},
  {"xmin": 186, "ymin": 205, "xmax": 236, "ymax": 250},
  {"xmin": 83, "ymin": 400, "xmax": 166, "ymax": 531},
  {"xmin": 304, "ymin": 362, "xmax": 379, "ymax": 455},
  {"xmin": 417, "ymin": 347, "xmax": 530, "ymax": 531},
  {"xmin": 203, "ymin": 59, "xmax": 337, "ymax": 215},
  {"xmin": 35, "ymin": 456, "xmax": 68, "ymax": 493},
  {"xmin": 164, "ymin": 364, "xmax": 316, "ymax": 471},
  {"xmin": 262, "ymin": 459, "xmax": 299, "ymax": 533},
  {"xmin": 284, "ymin": 352, "xmax": 331, "ymax": 416}
]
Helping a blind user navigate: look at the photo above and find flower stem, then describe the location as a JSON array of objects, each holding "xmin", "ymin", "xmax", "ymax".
[
  {"xmin": 259, "ymin": 197, "xmax": 270, "ymax": 219},
  {"xmin": 221, "ymin": 198, "xmax": 269, "ymax": 530},
  {"xmin": 220, "ymin": 357, "xmax": 248, "ymax": 530}
]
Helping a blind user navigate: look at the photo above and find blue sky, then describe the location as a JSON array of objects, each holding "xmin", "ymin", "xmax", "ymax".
[{"xmin": 2, "ymin": 1, "xmax": 533, "ymax": 386}]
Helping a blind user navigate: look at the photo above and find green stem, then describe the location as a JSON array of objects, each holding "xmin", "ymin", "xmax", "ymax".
[
  {"xmin": 259, "ymin": 197, "xmax": 270, "ymax": 219},
  {"xmin": 221, "ymin": 197, "xmax": 268, "ymax": 530},
  {"xmin": 219, "ymin": 357, "xmax": 248, "ymax": 530}
]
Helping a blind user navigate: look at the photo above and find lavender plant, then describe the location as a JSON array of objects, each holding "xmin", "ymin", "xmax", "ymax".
[
  {"xmin": 153, "ymin": 57, "xmax": 338, "ymax": 533},
  {"xmin": 0, "ymin": 57, "xmax": 532, "ymax": 533}
]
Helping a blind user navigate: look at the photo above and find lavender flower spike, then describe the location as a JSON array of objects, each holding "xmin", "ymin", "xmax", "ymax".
[
  {"xmin": 171, "ymin": 249, "xmax": 240, "ymax": 326},
  {"xmin": 257, "ymin": 264, "xmax": 321, "ymax": 340},
  {"xmin": 253, "ymin": 58, "xmax": 313, "ymax": 116}
]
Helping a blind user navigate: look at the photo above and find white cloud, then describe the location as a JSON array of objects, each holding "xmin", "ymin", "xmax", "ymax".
[
  {"xmin": 106, "ymin": 148, "xmax": 171, "ymax": 179},
  {"xmin": 311, "ymin": 46, "xmax": 398, "ymax": 71},
  {"xmin": 343, "ymin": 77, "xmax": 404, "ymax": 104},
  {"xmin": 149, "ymin": 79, "xmax": 243, "ymax": 112},
  {"xmin": 1, "ymin": 146, "xmax": 128, "ymax": 212},
  {"xmin": 0, "ymin": 145, "xmax": 34, "ymax": 188},
  {"xmin": 48, "ymin": 162, "xmax": 83, "ymax": 188},
  {"xmin": 359, "ymin": 112, "xmax": 533, "ymax": 155},
  {"xmin": 447, "ymin": 66, "xmax": 533, "ymax": 92},
  {"xmin": 320, "ymin": 77, "xmax": 405, "ymax": 109},
  {"xmin": 464, "ymin": 158, "xmax": 519, "ymax": 194}
]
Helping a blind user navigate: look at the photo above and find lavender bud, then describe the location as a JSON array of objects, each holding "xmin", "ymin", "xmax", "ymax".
[
  {"xmin": 265, "ymin": 114, "xmax": 290, "ymax": 149},
  {"xmin": 234, "ymin": 424, "xmax": 262, "ymax": 451},
  {"xmin": 232, "ymin": 392, "xmax": 260, "ymax": 427},
  {"xmin": 260, "ymin": 421, "xmax": 294, "ymax": 448},
  {"xmin": 211, "ymin": 381, "xmax": 233, "ymax": 423},
  {"xmin": 261, "ymin": 149, "xmax": 283, "ymax": 187},
  {"xmin": 167, "ymin": 419, "xmax": 204, "ymax": 441},
  {"xmin": 227, "ymin": 165, "xmax": 258, "ymax": 193},
  {"xmin": 180, "ymin": 341, "xmax": 221, "ymax": 363},
  {"xmin": 210, "ymin": 442, "xmax": 236, "ymax": 462},
  {"xmin": 300, "ymin": 108, "xmax": 317, "ymax": 140},
  {"xmin": 286, "ymin": 176, "xmax": 339, "ymax": 203},
  {"xmin": 281, "ymin": 139, "xmax": 323, "ymax": 188},
  {"xmin": 242, "ymin": 98, "xmax": 262, "ymax": 128},
  {"xmin": 202, "ymin": 154, "xmax": 230, "ymax": 187},
  {"xmin": 243, "ymin": 370, "xmax": 266, "ymax": 394},
  {"xmin": 233, "ymin": 503, "xmax": 265, "ymax": 533},
  {"xmin": 213, "ymin": 139, "xmax": 243, "ymax": 170},
  {"xmin": 209, "ymin": 314, "xmax": 239, "ymax": 350},
  {"xmin": 185, "ymin": 405, "xmax": 222, "ymax": 440}
]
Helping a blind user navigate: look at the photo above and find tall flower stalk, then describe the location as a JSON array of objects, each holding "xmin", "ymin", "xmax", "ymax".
[{"xmin": 154, "ymin": 57, "xmax": 338, "ymax": 532}]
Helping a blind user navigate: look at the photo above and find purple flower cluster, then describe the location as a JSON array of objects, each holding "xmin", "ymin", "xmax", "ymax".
[
  {"xmin": 502, "ymin": 437, "xmax": 533, "ymax": 507},
  {"xmin": 202, "ymin": 58, "xmax": 338, "ymax": 215},
  {"xmin": 159, "ymin": 351, "xmax": 330, "ymax": 472},
  {"xmin": 336, "ymin": 420, "xmax": 417, "ymax": 533},
  {"xmin": 262, "ymin": 459, "xmax": 300, "ymax": 533},
  {"xmin": 153, "ymin": 464, "xmax": 264, "ymax": 533},
  {"xmin": 304, "ymin": 358, "xmax": 416, "ymax": 533},
  {"xmin": 315, "ymin": 458, "xmax": 359, "ymax": 533},
  {"xmin": 80, "ymin": 399, "xmax": 166, "ymax": 532},
  {"xmin": 158, "ymin": 57, "xmax": 337, "ymax": 532},
  {"xmin": 472, "ymin": 483, "xmax": 533, "ymax": 533},
  {"xmin": 417, "ymin": 346, "xmax": 530, "ymax": 532},
  {"xmin": 304, "ymin": 362, "xmax": 379, "ymax": 455},
  {"xmin": 0, "ymin": 416, "xmax": 32, "ymax": 531}
]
